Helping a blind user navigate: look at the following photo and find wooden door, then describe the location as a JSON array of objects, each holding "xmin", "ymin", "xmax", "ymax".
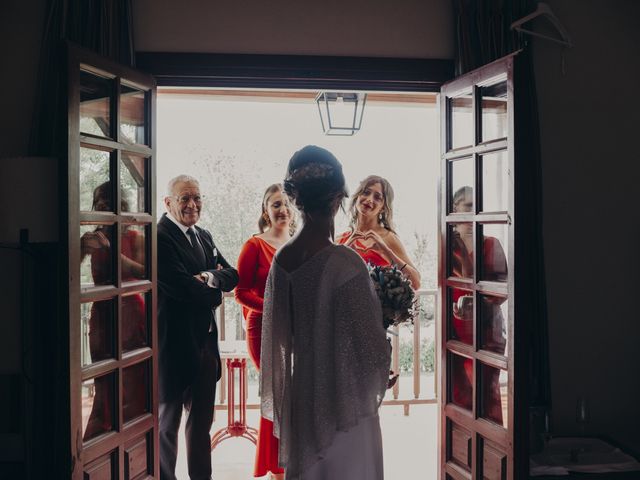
[
  {"xmin": 66, "ymin": 43, "xmax": 158, "ymax": 479},
  {"xmin": 439, "ymin": 53, "xmax": 527, "ymax": 480}
]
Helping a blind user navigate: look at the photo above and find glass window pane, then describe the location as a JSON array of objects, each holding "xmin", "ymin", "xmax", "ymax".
[
  {"xmin": 450, "ymin": 158, "xmax": 474, "ymax": 214},
  {"xmin": 479, "ymin": 294, "xmax": 508, "ymax": 356},
  {"xmin": 480, "ymin": 224, "xmax": 508, "ymax": 282},
  {"xmin": 449, "ymin": 287, "xmax": 473, "ymax": 345},
  {"xmin": 449, "ymin": 223, "xmax": 474, "ymax": 279},
  {"xmin": 122, "ymin": 292, "xmax": 148, "ymax": 352},
  {"xmin": 80, "ymin": 71, "xmax": 112, "ymax": 138},
  {"xmin": 121, "ymin": 225, "xmax": 147, "ymax": 282},
  {"xmin": 120, "ymin": 85, "xmax": 146, "ymax": 145},
  {"xmin": 449, "ymin": 90, "xmax": 473, "ymax": 149},
  {"xmin": 480, "ymin": 363, "xmax": 508, "ymax": 428},
  {"xmin": 81, "ymin": 224, "xmax": 115, "ymax": 288},
  {"xmin": 121, "ymin": 154, "xmax": 147, "ymax": 213},
  {"xmin": 481, "ymin": 80, "xmax": 507, "ymax": 142},
  {"xmin": 81, "ymin": 300, "xmax": 116, "ymax": 366},
  {"xmin": 80, "ymin": 148, "xmax": 111, "ymax": 212},
  {"xmin": 450, "ymin": 352, "xmax": 473, "ymax": 411},
  {"xmin": 481, "ymin": 151, "xmax": 508, "ymax": 212},
  {"xmin": 82, "ymin": 372, "xmax": 116, "ymax": 442},
  {"xmin": 123, "ymin": 361, "xmax": 150, "ymax": 423}
]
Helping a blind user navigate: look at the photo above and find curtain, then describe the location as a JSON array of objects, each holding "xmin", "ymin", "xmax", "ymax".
[
  {"xmin": 29, "ymin": 0, "xmax": 135, "ymax": 156},
  {"xmin": 452, "ymin": 0, "xmax": 551, "ymax": 447}
]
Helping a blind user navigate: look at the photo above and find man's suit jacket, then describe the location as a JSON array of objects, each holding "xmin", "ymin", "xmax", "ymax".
[{"xmin": 157, "ymin": 213, "xmax": 239, "ymax": 403}]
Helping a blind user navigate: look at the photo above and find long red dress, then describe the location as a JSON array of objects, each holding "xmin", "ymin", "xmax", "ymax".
[
  {"xmin": 235, "ymin": 236, "xmax": 284, "ymax": 477},
  {"xmin": 337, "ymin": 231, "xmax": 391, "ymax": 267},
  {"xmin": 451, "ymin": 234, "xmax": 507, "ymax": 424}
]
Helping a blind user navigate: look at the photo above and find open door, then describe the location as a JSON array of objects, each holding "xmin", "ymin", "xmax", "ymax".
[
  {"xmin": 65, "ymin": 43, "xmax": 158, "ymax": 479},
  {"xmin": 439, "ymin": 53, "xmax": 528, "ymax": 479}
]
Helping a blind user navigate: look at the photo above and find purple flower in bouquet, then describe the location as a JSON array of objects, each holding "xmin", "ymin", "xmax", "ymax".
[{"xmin": 367, "ymin": 263, "xmax": 417, "ymax": 330}]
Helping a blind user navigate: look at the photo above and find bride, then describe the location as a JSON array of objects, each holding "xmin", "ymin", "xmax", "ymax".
[{"xmin": 260, "ymin": 145, "xmax": 391, "ymax": 480}]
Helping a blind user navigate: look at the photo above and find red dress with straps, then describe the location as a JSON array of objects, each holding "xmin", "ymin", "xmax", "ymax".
[
  {"xmin": 336, "ymin": 231, "xmax": 392, "ymax": 267},
  {"xmin": 235, "ymin": 236, "xmax": 284, "ymax": 477}
]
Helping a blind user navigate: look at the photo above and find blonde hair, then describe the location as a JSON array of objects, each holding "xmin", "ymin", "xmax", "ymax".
[{"xmin": 348, "ymin": 175, "xmax": 396, "ymax": 233}]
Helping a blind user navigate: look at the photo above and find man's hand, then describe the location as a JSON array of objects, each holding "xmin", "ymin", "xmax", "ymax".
[{"xmin": 194, "ymin": 274, "xmax": 206, "ymax": 283}]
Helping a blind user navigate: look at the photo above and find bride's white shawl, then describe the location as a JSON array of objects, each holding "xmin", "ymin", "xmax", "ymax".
[{"xmin": 260, "ymin": 244, "xmax": 391, "ymax": 478}]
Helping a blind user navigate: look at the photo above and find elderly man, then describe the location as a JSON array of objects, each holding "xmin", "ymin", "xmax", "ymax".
[{"xmin": 158, "ymin": 174, "xmax": 238, "ymax": 480}]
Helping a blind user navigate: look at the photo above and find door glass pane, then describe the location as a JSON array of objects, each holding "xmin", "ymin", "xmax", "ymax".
[
  {"xmin": 82, "ymin": 372, "xmax": 116, "ymax": 442},
  {"xmin": 121, "ymin": 154, "xmax": 147, "ymax": 212},
  {"xmin": 120, "ymin": 85, "xmax": 146, "ymax": 145},
  {"xmin": 449, "ymin": 287, "xmax": 473, "ymax": 345},
  {"xmin": 80, "ymin": 148, "xmax": 111, "ymax": 212},
  {"xmin": 449, "ymin": 90, "xmax": 473, "ymax": 149},
  {"xmin": 81, "ymin": 224, "xmax": 115, "ymax": 288},
  {"xmin": 480, "ymin": 363, "xmax": 508, "ymax": 428},
  {"xmin": 81, "ymin": 300, "xmax": 116, "ymax": 366},
  {"xmin": 450, "ymin": 158, "xmax": 474, "ymax": 214},
  {"xmin": 481, "ymin": 79, "xmax": 507, "ymax": 142},
  {"xmin": 122, "ymin": 292, "xmax": 148, "ymax": 352},
  {"xmin": 121, "ymin": 225, "xmax": 147, "ymax": 282},
  {"xmin": 123, "ymin": 361, "xmax": 150, "ymax": 423},
  {"xmin": 480, "ymin": 224, "xmax": 508, "ymax": 282},
  {"xmin": 481, "ymin": 150, "xmax": 508, "ymax": 212},
  {"xmin": 80, "ymin": 71, "xmax": 112, "ymax": 138},
  {"xmin": 449, "ymin": 223, "xmax": 474, "ymax": 279},
  {"xmin": 450, "ymin": 352, "xmax": 473, "ymax": 411},
  {"xmin": 479, "ymin": 294, "xmax": 508, "ymax": 356}
]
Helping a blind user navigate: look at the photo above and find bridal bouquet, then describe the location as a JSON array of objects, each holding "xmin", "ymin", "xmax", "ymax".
[{"xmin": 368, "ymin": 263, "xmax": 417, "ymax": 330}]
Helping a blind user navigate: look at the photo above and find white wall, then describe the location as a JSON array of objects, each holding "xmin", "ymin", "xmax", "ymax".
[
  {"xmin": 533, "ymin": 0, "xmax": 640, "ymax": 450},
  {"xmin": 133, "ymin": 0, "xmax": 454, "ymax": 58}
]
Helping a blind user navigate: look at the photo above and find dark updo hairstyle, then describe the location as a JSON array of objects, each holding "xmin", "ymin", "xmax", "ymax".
[{"xmin": 283, "ymin": 145, "xmax": 348, "ymax": 217}]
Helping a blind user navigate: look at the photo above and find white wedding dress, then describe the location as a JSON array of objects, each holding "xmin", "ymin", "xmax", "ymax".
[{"xmin": 261, "ymin": 244, "xmax": 391, "ymax": 480}]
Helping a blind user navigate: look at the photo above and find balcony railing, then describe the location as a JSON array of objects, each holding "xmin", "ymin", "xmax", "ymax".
[{"xmin": 215, "ymin": 289, "xmax": 438, "ymax": 416}]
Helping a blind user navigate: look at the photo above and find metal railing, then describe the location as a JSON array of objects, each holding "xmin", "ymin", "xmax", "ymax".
[{"xmin": 215, "ymin": 289, "xmax": 438, "ymax": 416}]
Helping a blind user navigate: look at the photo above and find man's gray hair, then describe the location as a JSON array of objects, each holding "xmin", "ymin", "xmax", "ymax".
[{"xmin": 166, "ymin": 174, "xmax": 200, "ymax": 197}]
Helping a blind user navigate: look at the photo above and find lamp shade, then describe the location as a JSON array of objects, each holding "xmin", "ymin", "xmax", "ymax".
[{"xmin": 315, "ymin": 91, "xmax": 367, "ymax": 136}]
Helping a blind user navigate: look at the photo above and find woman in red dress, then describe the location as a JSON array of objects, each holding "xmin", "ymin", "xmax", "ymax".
[
  {"xmin": 81, "ymin": 181, "xmax": 147, "ymax": 440},
  {"xmin": 450, "ymin": 186, "xmax": 507, "ymax": 424},
  {"xmin": 337, "ymin": 175, "xmax": 421, "ymax": 289},
  {"xmin": 235, "ymin": 184, "xmax": 294, "ymax": 479}
]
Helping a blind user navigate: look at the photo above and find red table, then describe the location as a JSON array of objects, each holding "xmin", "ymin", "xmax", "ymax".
[{"xmin": 210, "ymin": 356, "xmax": 258, "ymax": 450}]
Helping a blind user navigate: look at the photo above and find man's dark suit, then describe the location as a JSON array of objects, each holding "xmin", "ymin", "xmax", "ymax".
[{"xmin": 157, "ymin": 213, "xmax": 238, "ymax": 480}]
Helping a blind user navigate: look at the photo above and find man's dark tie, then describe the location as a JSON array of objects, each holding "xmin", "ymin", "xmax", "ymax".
[{"xmin": 186, "ymin": 227, "xmax": 206, "ymax": 268}]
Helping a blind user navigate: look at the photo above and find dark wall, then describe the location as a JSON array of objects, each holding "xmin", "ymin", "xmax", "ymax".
[{"xmin": 533, "ymin": 0, "xmax": 640, "ymax": 451}]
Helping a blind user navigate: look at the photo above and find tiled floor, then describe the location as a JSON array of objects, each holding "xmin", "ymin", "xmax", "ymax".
[{"xmin": 174, "ymin": 403, "xmax": 438, "ymax": 479}]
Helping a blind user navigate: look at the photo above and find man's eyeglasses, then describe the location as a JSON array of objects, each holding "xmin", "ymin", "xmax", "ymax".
[{"xmin": 173, "ymin": 194, "xmax": 204, "ymax": 205}]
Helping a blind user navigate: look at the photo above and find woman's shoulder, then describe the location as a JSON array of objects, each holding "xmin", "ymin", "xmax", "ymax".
[
  {"xmin": 336, "ymin": 230, "xmax": 352, "ymax": 244},
  {"xmin": 327, "ymin": 245, "xmax": 370, "ymax": 278}
]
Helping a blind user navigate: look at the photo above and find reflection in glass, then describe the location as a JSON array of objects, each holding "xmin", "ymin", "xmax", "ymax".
[
  {"xmin": 449, "ymin": 223, "xmax": 473, "ymax": 279},
  {"xmin": 450, "ymin": 352, "xmax": 473, "ymax": 411},
  {"xmin": 81, "ymin": 300, "xmax": 115, "ymax": 366},
  {"xmin": 480, "ymin": 363, "xmax": 508, "ymax": 428},
  {"xmin": 80, "ymin": 148, "xmax": 111, "ymax": 211},
  {"xmin": 121, "ymin": 154, "xmax": 146, "ymax": 212},
  {"xmin": 122, "ymin": 293, "xmax": 147, "ymax": 352},
  {"xmin": 481, "ymin": 80, "xmax": 508, "ymax": 142},
  {"xmin": 481, "ymin": 151, "xmax": 508, "ymax": 212},
  {"xmin": 450, "ymin": 91, "xmax": 474, "ymax": 149},
  {"xmin": 480, "ymin": 224, "xmax": 508, "ymax": 282},
  {"xmin": 449, "ymin": 287, "xmax": 473, "ymax": 345},
  {"xmin": 479, "ymin": 294, "xmax": 508, "ymax": 356},
  {"xmin": 80, "ymin": 224, "xmax": 114, "ymax": 288},
  {"xmin": 450, "ymin": 159, "xmax": 474, "ymax": 214},
  {"xmin": 80, "ymin": 70, "xmax": 112, "ymax": 138},
  {"xmin": 82, "ymin": 373, "xmax": 116, "ymax": 442},
  {"xmin": 121, "ymin": 225, "xmax": 147, "ymax": 282},
  {"xmin": 123, "ymin": 361, "xmax": 149, "ymax": 423},
  {"xmin": 120, "ymin": 85, "xmax": 146, "ymax": 145}
]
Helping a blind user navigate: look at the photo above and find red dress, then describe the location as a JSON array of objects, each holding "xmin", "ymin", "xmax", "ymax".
[
  {"xmin": 337, "ymin": 231, "xmax": 391, "ymax": 267},
  {"xmin": 451, "ymin": 235, "xmax": 507, "ymax": 424},
  {"xmin": 235, "ymin": 236, "xmax": 284, "ymax": 477}
]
